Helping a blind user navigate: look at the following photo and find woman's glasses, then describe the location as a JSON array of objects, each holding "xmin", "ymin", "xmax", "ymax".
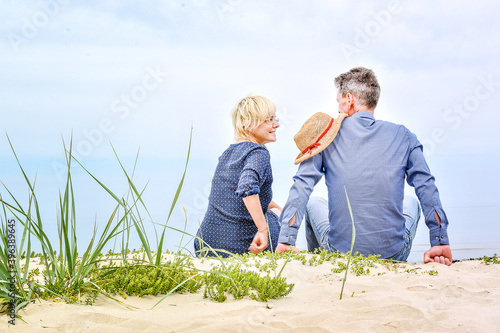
[{"xmin": 264, "ymin": 117, "xmax": 280, "ymax": 124}]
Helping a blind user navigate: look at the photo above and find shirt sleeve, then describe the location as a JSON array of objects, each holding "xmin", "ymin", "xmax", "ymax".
[
  {"xmin": 235, "ymin": 147, "xmax": 270, "ymax": 198},
  {"xmin": 406, "ymin": 131, "xmax": 450, "ymax": 247},
  {"xmin": 278, "ymin": 153, "xmax": 325, "ymax": 245}
]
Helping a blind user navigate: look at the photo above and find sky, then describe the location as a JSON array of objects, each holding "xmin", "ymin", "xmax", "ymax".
[{"xmin": 1, "ymin": 0, "xmax": 499, "ymax": 261}]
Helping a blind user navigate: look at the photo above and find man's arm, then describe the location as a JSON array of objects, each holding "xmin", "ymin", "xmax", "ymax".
[
  {"xmin": 406, "ymin": 134, "xmax": 452, "ymax": 265},
  {"xmin": 424, "ymin": 212, "xmax": 452, "ymax": 265},
  {"xmin": 277, "ymin": 155, "xmax": 325, "ymax": 250},
  {"xmin": 276, "ymin": 214, "xmax": 298, "ymax": 253}
]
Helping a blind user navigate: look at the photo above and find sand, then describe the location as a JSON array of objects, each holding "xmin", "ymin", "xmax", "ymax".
[{"xmin": 2, "ymin": 257, "xmax": 500, "ymax": 333}]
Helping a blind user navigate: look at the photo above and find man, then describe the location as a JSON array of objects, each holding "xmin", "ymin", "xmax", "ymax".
[{"xmin": 276, "ymin": 67, "xmax": 452, "ymax": 265}]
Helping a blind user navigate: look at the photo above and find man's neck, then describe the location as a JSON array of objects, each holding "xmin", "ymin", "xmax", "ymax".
[{"xmin": 349, "ymin": 107, "xmax": 375, "ymax": 116}]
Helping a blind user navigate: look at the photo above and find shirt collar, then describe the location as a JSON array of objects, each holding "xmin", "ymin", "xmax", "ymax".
[{"xmin": 351, "ymin": 111, "xmax": 376, "ymax": 125}]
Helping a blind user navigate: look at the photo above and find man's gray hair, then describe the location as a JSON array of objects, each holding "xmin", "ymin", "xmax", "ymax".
[{"xmin": 334, "ymin": 67, "xmax": 381, "ymax": 109}]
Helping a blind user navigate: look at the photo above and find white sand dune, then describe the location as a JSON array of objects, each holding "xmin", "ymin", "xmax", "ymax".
[{"xmin": 3, "ymin": 258, "xmax": 500, "ymax": 332}]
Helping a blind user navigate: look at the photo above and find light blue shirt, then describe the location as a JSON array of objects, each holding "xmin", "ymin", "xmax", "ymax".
[{"xmin": 278, "ymin": 111, "xmax": 449, "ymax": 258}]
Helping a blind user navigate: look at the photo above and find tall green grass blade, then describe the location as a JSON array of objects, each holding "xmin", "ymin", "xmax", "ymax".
[
  {"xmin": 110, "ymin": 147, "xmax": 152, "ymax": 253},
  {"xmin": 276, "ymin": 247, "xmax": 295, "ymax": 278},
  {"xmin": 70, "ymin": 144, "xmax": 155, "ymax": 263},
  {"xmin": 340, "ymin": 186, "xmax": 356, "ymax": 300},
  {"xmin": 155, "ymin": 126, "xmax": 192, "ymax": 264},
  {"xmin": 176, "ymin": 203, "xmax": 189, "ymax": 253},
  {"xmin": 167, "ymin": 126, "xmax": 192, "ymax": 224}
]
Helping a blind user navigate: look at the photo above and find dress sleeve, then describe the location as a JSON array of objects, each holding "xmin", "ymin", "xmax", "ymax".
[{"xmin": 235, "ymin": 147, "xmax": 271, "ymax": 198}]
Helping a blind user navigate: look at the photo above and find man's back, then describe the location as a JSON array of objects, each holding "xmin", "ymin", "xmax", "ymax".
[
  {"xmin": 278, "ymin": 66, "xmax": 451, "ymax": 265},
  {"xmin": 321, "ymin": 111, "xmax": 421, "ymax": 258}
]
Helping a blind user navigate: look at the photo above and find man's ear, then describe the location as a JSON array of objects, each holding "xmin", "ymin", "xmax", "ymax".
[{"xmin": 346, "ymin": 92, "xmax": 354, "ymax": 108}]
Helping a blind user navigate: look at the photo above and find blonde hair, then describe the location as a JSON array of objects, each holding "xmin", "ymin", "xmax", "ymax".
[{"xmin": 232, "ymin": 95, "xmax": 276, "ymax": 141}]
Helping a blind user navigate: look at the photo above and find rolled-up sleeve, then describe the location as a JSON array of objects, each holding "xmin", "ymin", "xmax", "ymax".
[
  {"xmin": 278, "ymin": 153, "xmax": 325, "ymax": 245},
  {"xmin": 406, "ymin": 133, "xmax": 449, "ymax": 246},
  {"xmin": 235, "ymin": 147, "xmax": 270, "ymax": 198}
]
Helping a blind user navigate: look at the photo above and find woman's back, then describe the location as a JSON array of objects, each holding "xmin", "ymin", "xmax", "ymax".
[{"xmin": 195, "ymin": 142, "xmax": 280, "ymax": 256}]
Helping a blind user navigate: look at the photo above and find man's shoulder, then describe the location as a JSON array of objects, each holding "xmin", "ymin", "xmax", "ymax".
[
  {"xmin": 376, "ymin": 118, "xmax": 405, "ymax": 128},
  {"xmin": 376, "ymin": 119, "xmax": 415, "ymax": 136}
]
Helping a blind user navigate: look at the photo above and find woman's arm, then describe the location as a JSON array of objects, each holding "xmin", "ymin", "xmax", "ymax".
[
  {"xmin": 268, "ymin": 200, "xmax": 282, "ymax": 211},
  {"xmin": 242, "ymin": 194, "xmax": 268, "ymax": 254}
]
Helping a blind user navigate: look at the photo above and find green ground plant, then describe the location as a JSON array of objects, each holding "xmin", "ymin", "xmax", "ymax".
[
  {"xmin": 91, "ymin": 255, "xmax": 294, "ymax": 304},
  {"xmin": 202, "ymin": 263, "xmax": 294, "ymax": 302},
  {"xmin": 481, "ymin": 254, "xmax": 499, "ymax": 265},
  {"xmin": 94, "ymin": 261, "xmax": 203, "ymax": 298}
]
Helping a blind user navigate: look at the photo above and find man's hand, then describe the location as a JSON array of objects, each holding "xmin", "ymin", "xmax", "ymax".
[
  {"xmin": 276, "ymin": 242, "xmax": 299, "ymax": 254},
  {"xmin": 424, "ymin": 245, "xmax": 452, "ymax": 266}
]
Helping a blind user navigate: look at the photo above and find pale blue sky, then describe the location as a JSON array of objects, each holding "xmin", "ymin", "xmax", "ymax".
[{"xmin": 1, "ymin": 0, "xmax": 499, "ymax": 261}]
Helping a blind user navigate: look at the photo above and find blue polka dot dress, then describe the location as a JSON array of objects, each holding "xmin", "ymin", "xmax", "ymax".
[{"xmin": 194, "ymin": 142, "xmax": 280, "ymax": 257}]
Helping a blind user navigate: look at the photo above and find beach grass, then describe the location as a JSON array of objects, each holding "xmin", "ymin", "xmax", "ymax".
[
  {"xmin": 1, "ymin": 135, "xmax": 134, "ymax": 306},
  {"xmin": 0, "ymin": 130, "xmax": 297, "ymax": 318}
]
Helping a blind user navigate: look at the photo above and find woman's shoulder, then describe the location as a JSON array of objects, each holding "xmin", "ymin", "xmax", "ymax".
[
  {"xmin": 229, "ymin": 142, "xmax": 270, "ymax": 156},
  {"xmin": 221, "ymin": 142, "xmax": 270, "ymax": 168},
  {"xmin": 217, "ymin": 142, "xmax": 268, "ymax": 164}
]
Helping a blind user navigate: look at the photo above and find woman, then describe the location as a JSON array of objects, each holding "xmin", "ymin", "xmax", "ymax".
[{"xmin": 194, "ymin": 95, "xmax": 281, "ymax": 257}]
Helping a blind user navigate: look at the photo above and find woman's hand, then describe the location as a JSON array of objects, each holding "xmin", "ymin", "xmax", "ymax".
[{"xmin": 249, "ymin": 229, "xmax": 269, "ymax": 254}]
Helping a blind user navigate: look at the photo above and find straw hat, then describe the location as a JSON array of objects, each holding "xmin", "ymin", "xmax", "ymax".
[{"xmin": 294, "ymin": 112, "xmax": 348, "ymax": 164}]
